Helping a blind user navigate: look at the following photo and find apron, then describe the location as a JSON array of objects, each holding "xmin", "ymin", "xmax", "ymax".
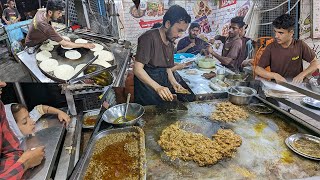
[{"xmin": 134, "ymin": 66, "xmax": 173, "ymax": 106}]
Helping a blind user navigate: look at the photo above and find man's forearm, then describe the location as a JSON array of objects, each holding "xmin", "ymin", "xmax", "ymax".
[
  {"xmin": 254, "ymin": 66, "xmax": 277, "ymax": 79},
  {"xmin": 167, "ymin": 68, "xmax": 177, "ymax": 85},
  {"xmin": 211, "ymin": 52, "xmax": 233, "ymax": 65},
  {"xmin": 300, "ymin": 59, "xmax": 319, "ymax": 77},
  {"xmin": 134, "ymin": 67, "xmax": 161, "ymax": 90},
  {"xmin": 60, "ymin": 40, "xmax": 84, "ymax": 48},
  {"xmin": 177, "ymin": 46, "xmax": 190, "ymax": 53}
]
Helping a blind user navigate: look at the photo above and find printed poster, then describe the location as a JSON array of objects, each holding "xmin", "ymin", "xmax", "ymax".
[{"xmin": 219, "ymin": 0, "xmax": 237, "ymax": 9}]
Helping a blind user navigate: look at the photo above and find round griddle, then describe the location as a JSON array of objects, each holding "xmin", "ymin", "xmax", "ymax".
[{"xmin": 36, "ymin": 37, "xmax": 115, "ymax": 82}]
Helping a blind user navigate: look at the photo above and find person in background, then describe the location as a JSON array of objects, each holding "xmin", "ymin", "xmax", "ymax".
[
  {"xmin": 208, "ymin": 17, "xmax": 246, "ymax": 72},
  {"xmin": 0, "ymin": 82, "xmax": 45, "ymax": 179},
  {"xmin": 4, "ymin": 103, "xmax": 71, "ymax": 145},
  {"xmin": 2, "ymin": 0, "xmax": 21, "ymax": 25},
  {"xmin": 134, "ymin": 5, "xmax": 191, "ymax": 105},
  {"xmin": 151, "ymin": 22, "xmax": 162, "ymax": 29},
  {"xmin": 176, "ymin": 22, "xmax": 210, "ymax": 55},
  {"xmin": 255, "ymin": 14, "xmax": 319, "ymax": 83},
  {"xmin": 25, "ymin": 0, "xmax": 94, "ymax": 49}
]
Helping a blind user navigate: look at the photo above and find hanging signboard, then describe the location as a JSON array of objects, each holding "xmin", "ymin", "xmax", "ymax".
[{"xmin": 312, "ymin": 0, "xmax": 320, "ymax": 38}]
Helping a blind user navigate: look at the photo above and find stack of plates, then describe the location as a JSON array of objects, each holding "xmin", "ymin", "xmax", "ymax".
[{"xmin": 285, "ymin": 133, "xmax": 320, "ymax": 160}]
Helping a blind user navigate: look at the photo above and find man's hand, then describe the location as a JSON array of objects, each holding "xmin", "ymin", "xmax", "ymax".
[
  {"xmin": 57, "ymin": 111, "xmax": 71, "ymax": 125},
  {"xmin": 6, "ymin": 21, "xmax": 11, "ymax": 25},
  {"xmin": 172, "ymin": 83, "xmax": 184, "ymax": 92},
  {"xmin": 187, "ymin": 42, "xmax": 196, "ymax": 49},
  {"xmin": 273, "ymin": 73, "xmax": 287, "ymax": 83},
  {"xmin": 155, "ymin": 86, "xmax": 173, "ymax": 101},
  {"xmin": 19, "ymin": 146, "xmax": 45, "ymax": 169},
  {"xmin": 83, "ymin": 43, "xmax": 95, "ymax": 49},
  {"xmin": 292, "ymin": 73, "xmax": 305, "ymax": 84},
  {"xmin": 241, "ymin": 59, "xmax": 253, "ymax": 67}
]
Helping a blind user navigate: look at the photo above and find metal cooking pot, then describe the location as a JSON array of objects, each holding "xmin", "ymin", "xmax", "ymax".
[
  {"xmin": 228, "ymin": 86, "xmax": 257, "ymax": 105},
  {"xmin": 308, "ymin": 77, "xmax": 320, "ymax": 93},
  {"xmin": 102, "ymin": 103, "xmax": 145, "ymax": 127}
]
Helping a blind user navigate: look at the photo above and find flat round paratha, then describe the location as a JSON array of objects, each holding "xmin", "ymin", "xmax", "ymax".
[
  {"xmin": 93, "ymin": 59, "xmax": 111, "ymax": 68},
  {"xmin": 93, "ymin": 50, "xmax": 114, "ymax": 61},
  {"xmin": 39, "ymin": 59, "xmax": 59, "ymax": 72},
  {"xmin": 75, "ymin": 38, "xmax": 88, "ymax": 44},
  {"xmin": 61, "ymin": 45, "xmax": 73, "ymax": 50},
  {"xmin": 62, "ymin": 36, "xmax": 71, "ymax": 41},
  {"xmin": 48, "ymin": 40, "xmax": 59, "ymax": 46},
  {"xmin": 74, "ymin": 64, "xmax": 86, "ymax": 77},
  {"xmin": 36, "ymin": 50, "xmax": 52, "ymax": 61},
  {"xmin": 53, "ymin": 64, "xmax": 75, "ymax": 80},
  {"xmin": 65, "ymin": 50, "xmax": 81, "ymax": 60},
  {"xmin": 90, "ymin": 43, "xmax": 104, "ymax": 52},
  {"xmin": 40, "ymin": 43, "xmax": 54, "ymax": 51}
]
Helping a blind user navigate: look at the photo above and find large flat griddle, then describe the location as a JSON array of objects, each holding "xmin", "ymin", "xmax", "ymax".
[{"xmin": 36, "ymin": 37, "xmax": 115, "ymax": 82}]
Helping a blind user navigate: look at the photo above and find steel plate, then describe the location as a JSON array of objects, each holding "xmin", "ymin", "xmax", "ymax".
[
  {"xmin": 302, "ymin": 97, "xmax": 320, "ymax": 109},
  {"xmin": 36, "ymin": 36, "xmax": 115, "ymax": 82},
  {"xmin": 285, "ymin": 133, "xmax": 320, "ymax": 160},
  {"xmin": 248, "ymin": 103, "xmax": 274, "ymax": 114}
]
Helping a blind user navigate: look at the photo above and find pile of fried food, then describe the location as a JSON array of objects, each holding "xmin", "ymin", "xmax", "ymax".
[
  {"xmin": 158, "ymin": 122, "xmax": 242, "ymax": 166},
  {"xmin": 211, "ymin": 102, "xmax": 248, "ymax": 122},
  {"xmin": 84, "ymin": 131, "xmax": 143, "ymax": 180},
  {"xmin": 202, "ymin": 71, "xmax": 216, "ymax": 79}
]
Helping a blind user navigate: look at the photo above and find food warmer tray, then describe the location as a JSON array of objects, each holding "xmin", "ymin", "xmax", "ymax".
[{"xmin": 69, "ymin": 126, "xmax": 147, "ymax": 180}]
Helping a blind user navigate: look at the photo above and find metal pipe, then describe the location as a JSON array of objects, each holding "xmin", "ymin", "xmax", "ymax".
[
  {"xmin": 81, "ymin": 0, "xmax": 91, "ymax": 29},
  {"xmin": 13, "ymin": 82, "xmax": 26, "ymax": 106},
  {"xmin": 65, "ymin": 0, "xmax": 70, "ymax": 30},
  {"xmin": 295, "ymin": 1, "xmax": 299, "ymax": 39},
  {"xmin": 38, "ymin": 0, "xmax": 41, "ymax": 8}
]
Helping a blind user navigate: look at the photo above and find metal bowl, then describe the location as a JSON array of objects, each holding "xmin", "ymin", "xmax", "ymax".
[
  {"xmin": 228, "ymin": 86, "xmax": 257, "ymax": 105},
  {"xmin": 309, "ymin": 77, "xmax": 320, "ymax": 93},
  {"xmin": 102, "ymin": 103, "xmax": 145, "ymax": 127}
]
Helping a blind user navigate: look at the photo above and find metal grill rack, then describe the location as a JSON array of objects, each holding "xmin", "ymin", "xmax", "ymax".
[
  {"xmin": 257, "ymin": 0, "xmax": 299, "ymax": 38},
  {"xmin": 64, "ymin": 0, "xmax": 79, "ymax": 23}
]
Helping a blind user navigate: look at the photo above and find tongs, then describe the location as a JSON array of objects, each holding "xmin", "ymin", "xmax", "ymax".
[{"xmin": 67, "ymin": 55, "xmax": 117, "ymax": 84}]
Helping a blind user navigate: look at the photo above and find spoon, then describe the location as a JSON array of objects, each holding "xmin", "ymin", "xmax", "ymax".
[
  {"xmin": 123, "ymin": 93, "xmax": 131, "ymax": 122},
  {"xmin": 231, "ymin": 87, "xmax": 247, "ymax": 96}
]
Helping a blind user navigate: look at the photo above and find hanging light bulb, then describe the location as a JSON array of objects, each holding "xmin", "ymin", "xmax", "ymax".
[{"xmin": 132, "ymin": 0, "xmax": 140, "ymax": 9}]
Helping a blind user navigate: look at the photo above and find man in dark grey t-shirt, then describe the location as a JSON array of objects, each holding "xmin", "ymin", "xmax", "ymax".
[
  {"xmin": 25, "ymin": 0, "xmax": 94, "ymax": 49},
  {"xmin": 2, "ymin": 0, "xmax": 20, "ymax": 25},
  {"xmin": 134, "ymin": 5, "xmax": 191, "ymax": 105}
]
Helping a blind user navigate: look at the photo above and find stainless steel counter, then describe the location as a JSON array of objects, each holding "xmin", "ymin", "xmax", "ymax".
[
  {"xmin": 176, "ymin": 64, "xmax": 233, "ymax": 100},
  {"xmin": 141, "ymin": 100, "xmax": 320, "ymax": 179},
  {"xmin": 23, "ymin": 114, "xmax": 66, "ymax": 179}
]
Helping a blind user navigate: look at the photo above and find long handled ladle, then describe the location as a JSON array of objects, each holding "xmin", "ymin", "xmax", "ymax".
[{"xmin": 123, "ymin": 93, "xmax": 131, "ymax": 122}]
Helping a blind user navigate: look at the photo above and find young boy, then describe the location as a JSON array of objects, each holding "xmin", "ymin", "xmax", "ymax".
[{"xmin": 4, "ymin": 103, "xmax": 70, "ymax": 145}]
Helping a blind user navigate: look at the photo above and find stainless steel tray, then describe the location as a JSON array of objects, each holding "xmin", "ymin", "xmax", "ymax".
[
  {"xmin": 302, "ymin": 97, "xmax": 320, "ymax": 109},
  {"xmin": 72, "ymin": 127, "xmax": 146, "ymax": 179},
  {"xmin": 285, "ymin": 133, "xmax": 320, "ymax": 160},
  {"xmin": 82, "ymin": 109, "xmax": 100, "ymax": 129}
]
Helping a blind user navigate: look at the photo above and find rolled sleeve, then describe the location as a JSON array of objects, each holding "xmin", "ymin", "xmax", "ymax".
[
  {"xmin": 41, "ymin": 23, "xmax": 63, "ymax": 43},
  {"xmin": 135, "ymin": 34, "xmax": 153, "ymax": 65},
  {"xmin": 258, "ymin": 45, "xmax": 272, "ymax": 68},
  {"xmin": 301, "ymin": 41, "xmax": 316, "ymax": 62}
]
